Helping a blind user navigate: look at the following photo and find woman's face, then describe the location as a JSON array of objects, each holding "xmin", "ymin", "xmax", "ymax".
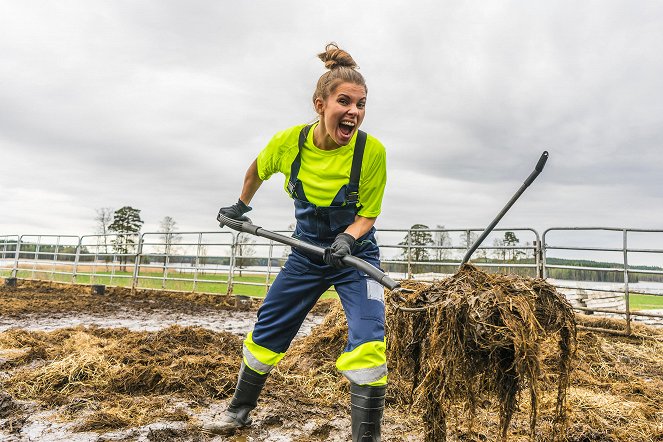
[{"xmin": 314, "ymin": 82, "xmax": 366, "ymax": 149}]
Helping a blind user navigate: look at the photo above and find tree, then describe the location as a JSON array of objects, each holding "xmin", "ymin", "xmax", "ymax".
[
  {"xmin": 503, "ymin": 231, "xmax": 520, "ymax": 261},
  {"xmin": 94, "ymin": 207, "xmax": 114, "ymax": 270},
  {"xmin": 157, "ymin": 216, "xmax": 182, "ymax": 266},
  {"xmin": 432, "ymin": 225, "xmax": 452, "ymax": 261},
  {"xmin": 95, "ymin": 207, "xmax": 113, "ymax": 237},
  {"xmin": 108, "ymin": 206, "xmax": 144, "ymax": 271},
  {"xmin": 235, "ymin": 232, "xmax": 256, "ymax": 277},
  {"xmin": 459, "ymin": 231, "xmax": 480, "ymax": 260},
  {"xmin": 492, "ymin": 237, "xmax": 507, "ymax": 261},
  {"xmin": 399, "ymin": 224, "xmax": 434, "ymax": 264}
]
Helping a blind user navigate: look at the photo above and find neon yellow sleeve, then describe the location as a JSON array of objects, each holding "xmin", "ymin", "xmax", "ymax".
[
  {"xmin": 255, "ymin": 124, "xmax": 387, "ymax": 217},
  {"xmin": 256, "ymin": 125, "xmax": 303, "ymax": 181},
  {"xmin": 357, "ymin": 135, "xmax": 387, "ymax": 218}
]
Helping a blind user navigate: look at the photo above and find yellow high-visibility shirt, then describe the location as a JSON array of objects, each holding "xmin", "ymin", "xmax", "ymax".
[{"xmin": 257, "ymin": 123, "xmax": 387, "ymax": 218}]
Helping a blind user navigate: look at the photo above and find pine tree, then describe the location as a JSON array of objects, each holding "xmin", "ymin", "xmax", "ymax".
[
  {"xmin": 399, "ymin": 224, "xmax": 434, "ymax": 264},
  {"xmin": 109, "ymin": 206, "xmax": 144, "ymax": 271}
]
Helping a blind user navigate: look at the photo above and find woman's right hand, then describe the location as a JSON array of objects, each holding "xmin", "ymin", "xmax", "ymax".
[{"xmin": 217, "ymin": 199, "xmax": 252, "ymax": 223}]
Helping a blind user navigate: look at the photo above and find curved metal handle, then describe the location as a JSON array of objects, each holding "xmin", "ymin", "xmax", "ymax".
[
  {"xmin": 461, "ymin": 150, "xmax": 549, "ymax": 266},
  {"xmin": 535, "ymin": 151, "xmax": 549, "ymax": 173}
]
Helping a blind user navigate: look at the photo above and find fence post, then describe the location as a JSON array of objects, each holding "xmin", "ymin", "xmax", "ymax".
[
  {"xmin": 534, "ymin": 240, "xmax": 543, "ymax": 279},
  {"xmin": 131, "ymin": 234, "xmax": 144, "ymax": 294},
  {"xmin": 623, "ymin": 229, "xmax": 631, "ymax": 335},
  {"xmin": 407, "ymin": 229, "xmax": 412, "ymax": 279},
  {"xmin": 265, "ymin": 240, "xmax": 274, "ymax": 296},
  {"xmin": 541, "ymin": 232, "xmax": 548, "ymax": 280},
  {"xmin": 192, "ymin": 232, "xmax": 202, "ymax": 293},
  {"xmin": 227, "ymin": 233, "xmax": 237, "ymax": 295},
  {"xmin": 11, "ymin": 236, "xmax": 22, "ymax": 279},
  {"xmin": 72, "ymin": 237, "xmax": 82, "ymax": 283},
  {"xmin": 31, "ymin": 236, "xmax": 42, "ymax": 280},
  {"xmin": 162, "ymin": 235, "xmax": 171, "ymax": 289}
]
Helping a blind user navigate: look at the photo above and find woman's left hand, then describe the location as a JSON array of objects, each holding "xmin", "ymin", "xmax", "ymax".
[{"xmin": 323, "ymin": 233, "xmax": 356, "ymax": 268}]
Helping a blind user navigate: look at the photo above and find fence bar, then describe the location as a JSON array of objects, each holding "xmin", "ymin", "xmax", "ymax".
[{"xmin": 5, "ymin": 226, "xmax": 663, "ymax": 334}]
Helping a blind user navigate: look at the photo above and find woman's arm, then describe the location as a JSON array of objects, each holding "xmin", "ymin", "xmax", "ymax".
[
  {"xmin": 239, "ymin": 159, "xmax": 263, "ymax": 205},
  {"xmin": 344, "ymin": 215, "xmax": 377, "ymax": 240}
]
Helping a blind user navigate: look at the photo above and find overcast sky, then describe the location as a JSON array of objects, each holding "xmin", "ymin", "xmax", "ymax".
[{"xmin": 2, "ymin": 1, "xmax": 662, "ymax": 250}]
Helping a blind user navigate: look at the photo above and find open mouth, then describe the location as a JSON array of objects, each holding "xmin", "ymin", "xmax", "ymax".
[{"xmin": 339, "ymin": 120, "xmax": 355, "ymax": 138}]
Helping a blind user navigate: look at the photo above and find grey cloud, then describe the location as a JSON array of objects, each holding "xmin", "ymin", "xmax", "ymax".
[{"xmin": 1, "ymin": 1, "xmax": 662, "ymax": 236}]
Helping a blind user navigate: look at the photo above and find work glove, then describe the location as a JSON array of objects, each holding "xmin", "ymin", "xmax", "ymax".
[
  {"xmin": 217, "ymin": 199, "xmax": 252, "ymax": 225},
  {"xmin": 323, "ymin": 232, "xmax": 355, "ymax": 269}
]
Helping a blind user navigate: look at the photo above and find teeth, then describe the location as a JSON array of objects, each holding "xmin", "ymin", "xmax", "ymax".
[{"xmin": 341, "ymin": 121, "xmax": 355, "ymax": 127}]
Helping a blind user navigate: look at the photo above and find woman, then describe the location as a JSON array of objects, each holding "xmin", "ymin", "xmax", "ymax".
[{"xmin": 208, "ymin": 43, "xmax": 388, "ymax": 442}]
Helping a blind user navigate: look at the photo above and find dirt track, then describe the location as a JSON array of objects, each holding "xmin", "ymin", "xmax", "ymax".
[{"xmin": 1, "ymin": 278, "xmax": 663, "ymax": 441}]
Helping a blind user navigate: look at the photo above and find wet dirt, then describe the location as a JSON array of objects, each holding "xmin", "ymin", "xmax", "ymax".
[{"xmin": 2, "ymin": 278, "xmax": 663, "ymax": 441}]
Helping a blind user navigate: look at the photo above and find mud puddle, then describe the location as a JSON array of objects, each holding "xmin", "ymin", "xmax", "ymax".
[{"xmin": 0, "ymin": 308, "xmax": 322, "ymax": 337}]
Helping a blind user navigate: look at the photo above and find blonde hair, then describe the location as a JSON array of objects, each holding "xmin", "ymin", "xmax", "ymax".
[{"xmin": 313, "ymin": 43, "xmax": 367, "ymax": 105}]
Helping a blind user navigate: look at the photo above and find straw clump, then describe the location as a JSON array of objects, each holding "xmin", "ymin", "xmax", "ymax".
[
  {"xmin": 387, "ymin": 263, "xmax": 577, "ymax": 441},
  {"xmin": 3, "ymin": 275, "xmax": 663, "ymax": 439},
  {"xmin": 0, "ymin": 325, "xmax": 242, "ymax": 430}
]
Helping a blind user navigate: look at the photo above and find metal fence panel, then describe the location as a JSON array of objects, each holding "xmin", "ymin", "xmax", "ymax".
[
  {"xmin": 543, "ymin": 227, "xmax": 663, "ymax": 333},
  {"xmin": 4, "ymin": 226, "xmax": 663, "ymax": 335},
  {"xmin": 0, "ymin": 235, "xmax": 19, "ymax": 277}
]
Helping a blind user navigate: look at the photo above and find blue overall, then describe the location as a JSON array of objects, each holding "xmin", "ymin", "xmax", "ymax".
[{"xmin": 245, "ymin": 125, "xmax": 387, "ymax": 386}]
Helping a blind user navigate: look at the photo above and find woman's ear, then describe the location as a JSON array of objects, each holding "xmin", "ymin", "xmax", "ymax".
[{"xmin": 314, "ymin": 97, "xmax": 325, "ymax": 115}]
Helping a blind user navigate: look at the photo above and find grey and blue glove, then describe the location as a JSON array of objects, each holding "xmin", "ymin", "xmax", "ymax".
[
  {"xmin": 323, "ymin": 232, "xmax": 355, "ymax": 268},
  {"xmin": 217, "ymin": 199, "xmax": 252, "ymax": 225}
]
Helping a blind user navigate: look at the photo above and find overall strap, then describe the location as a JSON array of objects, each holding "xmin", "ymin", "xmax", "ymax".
[
  {"xmin": 287, "ymin": 124, "xmax": 313, "ymax": 201},
  {"xmin": 346, "ymin": 130, "xmax": 367, "ymax": 204},
  {"xmin": 288, "ymin": 125, "xmax": 367, "ymax": 204}
]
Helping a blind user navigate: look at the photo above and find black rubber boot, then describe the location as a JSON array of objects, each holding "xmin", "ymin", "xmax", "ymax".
[
  {"xmin": 203, "ymin": 362, "xmax": 268, "ymax": 435},
  {"xmin": 350, "ymin": 383, "xmax": 386, "ymax": 442}
]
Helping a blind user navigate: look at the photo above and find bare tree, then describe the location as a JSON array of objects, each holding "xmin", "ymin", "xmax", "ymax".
[
  {"xmin": 95, "ymin": 207, "xmax": 113, "ymax": 270},
  {"xmin": 459, "ymin": 231, "xmax": 480, "ymax": 260},
  {"xmin": 492, "ymin": 237, "xmax": 507, "ymax": 261},
  {"xmin": 235, "ymin": 232, "xmax": 256, "ymax": 277},
  {"xmin": 197, "ymin": 244, "xmax": 208, "ymax": 274},
  {"xmin": 432, "ymin": 225, "xmax": 452, "ymax": 262},
  {"xmin": 158, "ymin": 216, "xmax": 182, "ymax": 267}
]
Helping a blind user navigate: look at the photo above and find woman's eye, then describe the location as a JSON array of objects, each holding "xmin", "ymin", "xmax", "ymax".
[{"xmin": 357, "ymin": 102, "xmax": 365, "ymax": 109}]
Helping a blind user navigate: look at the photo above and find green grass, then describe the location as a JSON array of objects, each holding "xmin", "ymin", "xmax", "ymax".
[
  {"xmin": 6, "ymin": 268, "xmax": 338, "ymax": 299},
  {"xmin": 629, "ymin": 293, "xmax": 663, "ymax": 310}
]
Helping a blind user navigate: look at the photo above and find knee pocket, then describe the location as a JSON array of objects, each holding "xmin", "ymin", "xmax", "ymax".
[{"xmin": 361, "ymin": 279, "xmax": 386, "ymax": 324}]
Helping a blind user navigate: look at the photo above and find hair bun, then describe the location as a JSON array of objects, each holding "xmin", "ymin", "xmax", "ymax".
[{"xmin": 318, "ymin": 42, "xmax": 358, "ymax": 70}]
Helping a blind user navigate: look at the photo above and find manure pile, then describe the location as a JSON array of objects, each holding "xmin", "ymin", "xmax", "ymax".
[
  {"xmin": 387, "ymin": 264, "xmax": 578, "ymax": 442},
  {"xmin": 3, "ymin": 274, "xmax": 663, "ymax": 441}
]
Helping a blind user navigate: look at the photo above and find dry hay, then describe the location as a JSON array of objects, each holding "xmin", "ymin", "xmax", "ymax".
[
  {"xmin": 3, "ymin": 274, "xmax": 663, "ymax": 440},
  {"xmin": 0, "ymin": 325, "xmax": 242, "ymax": 431},
  {"xmin": 387, "ymin": 264, "xmax": 577, "ymax": 442}
]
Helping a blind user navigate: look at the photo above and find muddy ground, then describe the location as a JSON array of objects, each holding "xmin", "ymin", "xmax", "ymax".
[{"xmin": 1, "ymin": 279, "xmax": 663, "ymax": 441}]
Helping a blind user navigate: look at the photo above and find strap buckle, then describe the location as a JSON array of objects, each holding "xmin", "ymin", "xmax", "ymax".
[{"xmin": 346, "ymin": 191, "xmax": 359, "ymax": 204}]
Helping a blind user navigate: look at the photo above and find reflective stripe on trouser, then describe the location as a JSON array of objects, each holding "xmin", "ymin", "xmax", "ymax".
[
  {"xmin": 248, "ymin": 244, "xmax": 387, "ymax": 384},
  {"xmin": 242, "ymin": 331, "xmax": 286, "ymax": 375},
  {"xmin": 337, "ymin": 339, "xmax": 387, "ymax": 386}
]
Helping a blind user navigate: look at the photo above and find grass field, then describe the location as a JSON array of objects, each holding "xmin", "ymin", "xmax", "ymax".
[
  {"xmin": 630, "ymin": 293, "xmax": 663, "ymax": 310},
  {"xmin": 1, "ymin": 268, "xmax": 339, "ymax": 298}
]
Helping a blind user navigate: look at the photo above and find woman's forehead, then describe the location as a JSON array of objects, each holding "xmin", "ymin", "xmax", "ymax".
[{"xmin": 332, "ymin": 82, "xmax": 366, "ymax": 98}]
